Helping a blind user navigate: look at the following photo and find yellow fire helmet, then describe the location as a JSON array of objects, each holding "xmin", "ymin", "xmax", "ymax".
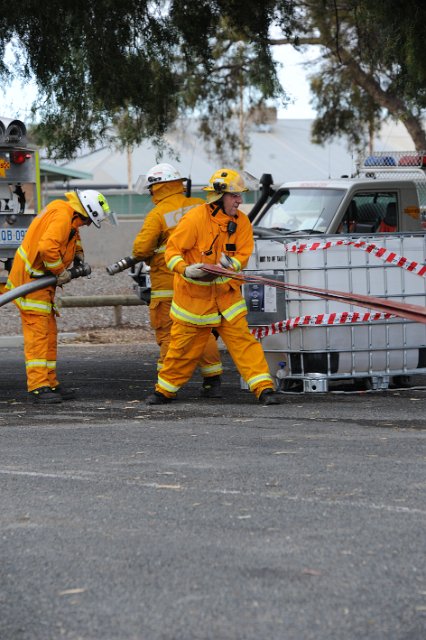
[{"xmin": 203, "ymin": 168, "xmax": 257, "ymax": 203}]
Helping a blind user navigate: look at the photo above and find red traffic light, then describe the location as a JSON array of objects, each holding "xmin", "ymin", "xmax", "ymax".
[{"xmin": 10, "ymin": 150, "xmax": 30, "ymax": 165}]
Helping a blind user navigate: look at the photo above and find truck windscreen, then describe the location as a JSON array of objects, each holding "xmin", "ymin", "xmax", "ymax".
[{"xmin": 255, "ymin": 188, "xmax": 346, "ymax": 233}]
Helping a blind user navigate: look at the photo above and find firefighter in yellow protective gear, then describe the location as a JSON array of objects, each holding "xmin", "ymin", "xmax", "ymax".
[
  {"xmin": 145, "ymin": 168, "xmax": 281, "ymax": 406},
  {"xmin": 132, "ymin": 163, "xmax": 223, "ymax": 397},
  {"xmin": 6, "ymin": 190, "xmax": 117, "ymax": 404}
]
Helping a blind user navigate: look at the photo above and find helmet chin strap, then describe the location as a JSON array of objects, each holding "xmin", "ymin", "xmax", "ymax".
[{"xmin": 210, "ymin": 200, "xmax": 224, "ymax": 217}]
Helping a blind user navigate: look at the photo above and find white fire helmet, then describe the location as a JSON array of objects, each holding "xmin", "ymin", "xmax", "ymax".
[
  {"xmin": 75, "ymin": 189, "xmax": 118, "ymax": 228},
  {"xmin": 139, "ymin": 163, "xmax": 185, "ymax": 191}
]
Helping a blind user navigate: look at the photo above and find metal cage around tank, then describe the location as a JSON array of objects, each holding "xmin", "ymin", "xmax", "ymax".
[{"xmin": 244, "ymin": 232, "xmax": 426, "ymax": 392}]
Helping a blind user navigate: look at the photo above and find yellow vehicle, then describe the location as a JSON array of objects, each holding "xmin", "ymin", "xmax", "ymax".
[{"xmin": 0, "ymin": 117, "xmax": 40, "ymax": 293}]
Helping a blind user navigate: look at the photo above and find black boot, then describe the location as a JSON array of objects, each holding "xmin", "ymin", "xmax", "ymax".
[
  {"xmin": 200, "ymin": 375, "xmax": 222, "ymax": 398},
  {"xmin": 29, "ymin": 386, "xmax": 62, "ymax": 404},
  {"xmin": 145, "ymin": 391, "xmax": 172, "ymax": 405},
  {"xmin": 51, "ymin": 385, "xmax": 77, "ymax": 401},
  {"xmin": 258, "ymin": 388, "xmax": 281, "ymax": 405}
]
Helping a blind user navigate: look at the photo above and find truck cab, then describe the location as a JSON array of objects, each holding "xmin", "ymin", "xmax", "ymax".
[
  {"xmin": 250, "ymin": 174, "xmax": 424, "ymax": 239},
  {"xmin": 244, "ymin": 154, "xmax": 426, "ymax": 392}
]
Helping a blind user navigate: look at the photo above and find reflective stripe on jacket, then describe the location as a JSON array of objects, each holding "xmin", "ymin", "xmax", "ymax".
[
  {"xmin": 165, "ymin": 202, "xmax": 254, "ymax": 326},
  {"xmin": 6, "ymin": 199, "xmax": 84, "ymax": 314},
  {"xmin": 132, "ymin": 182, "xmax": 204, "ymax": 302}
]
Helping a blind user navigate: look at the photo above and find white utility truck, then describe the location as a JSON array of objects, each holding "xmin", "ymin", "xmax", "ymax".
[{"xmin": 244, "ymin": 151, "xmax": 426, "ymax": 392}]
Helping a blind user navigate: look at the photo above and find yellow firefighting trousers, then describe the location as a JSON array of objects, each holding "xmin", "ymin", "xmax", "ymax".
[
  {"xmin": 155, "ymin": 314, "xmax": 274, "ymax": 399},
  {"xmin": 150, "ymin": 299, "xmax": 223, "ymax": 377},
  {"xmin": 21, "ymin": 310, "xmax": 59, "ymax": 392}
]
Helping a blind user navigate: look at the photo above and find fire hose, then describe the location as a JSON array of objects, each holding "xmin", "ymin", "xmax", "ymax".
[
  {"xmin": 0, "ymin": 263, "xmax": 92, "ymax": 308},
  {"xmin": 200, "ymin": 264, "xmax": 426, "ymax": 325}
]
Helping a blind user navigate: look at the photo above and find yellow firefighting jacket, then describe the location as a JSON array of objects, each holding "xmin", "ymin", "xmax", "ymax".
[
  {"xmin": 6, "ymin": 199, "xmax": 85, "ymax": 314},
  {"xmin": 165, "ymin": 202, "xmax": 254, "ymax": 326},
  {"xmin": 132, "ymin": 181, "xmax": 204, "ymax": 304}
]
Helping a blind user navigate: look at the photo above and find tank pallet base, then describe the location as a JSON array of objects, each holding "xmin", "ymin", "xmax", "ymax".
[{"xmin": 277, "ymin": 374, "xmax": 393, "ymax": 393}]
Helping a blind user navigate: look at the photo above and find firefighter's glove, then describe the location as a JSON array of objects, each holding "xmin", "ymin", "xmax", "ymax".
[
  {"xmin": 73, "ymin": 251, "xmax": 85, "ymax": 267},
  {"xmin": 56, "ymin": 270, "xmax": 72, "ymax": 286},
  {"xmin": 219, "ymin": 253, "xmax": 235, "ymax": 270},
  {"xmin": 184, "ymin": 263, "xmax": 206, "ymax": 279}
]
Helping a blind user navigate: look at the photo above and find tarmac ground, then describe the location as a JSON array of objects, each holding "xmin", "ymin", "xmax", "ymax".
[{"xmin": 1, "ymin": 341, "xmax": 426, "ymax": 640}]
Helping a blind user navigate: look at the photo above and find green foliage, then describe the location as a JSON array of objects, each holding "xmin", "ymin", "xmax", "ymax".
[
  {"xmin": 3, "ymin": 0, "xmax": 425, "ymax": 158},
  {"xmin": 2, "ymin": 1, "xmax": 184, "ymax": 157},
  {"xmin": 179, "ymin": 16, "xmax": 286, "ymax": 167},
  {"xmin": 305, "ymin": 0, "xmax": 426, "ymax": 149},
  {"xmin": 1, "ymin": 0, "xmax": 294, "ymax": 160},
  {"xmin": 355, "ymin": 0, "xmax": 426, "ymax": 96},
  {"xmin": 310, "ymin": 66, "xmax": 382, "ymax": 152}
]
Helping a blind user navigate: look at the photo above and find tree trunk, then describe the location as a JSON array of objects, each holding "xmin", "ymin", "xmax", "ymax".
[
  {"xmin": 341, "ymin": 55, "xmax": 426, "ymax": 151},
  {"xmin": 127, "ymin": 145, "xmax": 132, "ymax": 190},
  {"xmin": 238, "ymin": 81, "xmax": 245, "ymax": 169},
  {"xmin": 269, "ymin": 37, "xmax": 426, "ymax": 151},
  {"xmin": 398, "ymin": 116, "xmax": 426, "ymax": 151}
]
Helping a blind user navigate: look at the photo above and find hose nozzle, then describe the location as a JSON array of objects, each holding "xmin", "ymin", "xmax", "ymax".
[
  {"xmin": 106, "ymin": 256, "xmax": 139, "ymax": 275},
  {"xmin": 68, "ymin": 263, "xmax": 92, "ymax": 279}
]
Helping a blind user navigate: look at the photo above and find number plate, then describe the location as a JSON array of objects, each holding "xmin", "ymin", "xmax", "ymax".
[{"xmin": 0, "ymin": 228, "xmax": 27, "ymax": 245}]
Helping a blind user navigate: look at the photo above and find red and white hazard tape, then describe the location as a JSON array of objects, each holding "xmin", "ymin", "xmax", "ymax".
[
  {"xmin": 251, "ymin": 311, "xmax": 395, "ymax": 340},
  {"xmin": 284, "ymin": 239, "xmax": 426, "ymax": 278}
]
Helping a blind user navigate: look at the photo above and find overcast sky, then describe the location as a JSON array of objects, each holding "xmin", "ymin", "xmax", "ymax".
[{"xmin": 273, "ymin": 44, "xmax": 318, "ymax": 118}]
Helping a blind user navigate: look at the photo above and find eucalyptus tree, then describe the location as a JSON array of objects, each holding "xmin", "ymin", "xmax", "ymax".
[
  {"xmin": 3, "ymin": 0, "xmax": 425, "ymax": 160},
  {"xmin": 270, "ymin": 0, "xmax": 426, "ymax": 151},
  {"xmin": 0, "ymin": 0, "xmax": 294, "ymax": 159}
]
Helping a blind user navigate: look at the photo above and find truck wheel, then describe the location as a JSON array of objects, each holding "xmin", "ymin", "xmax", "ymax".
[
  {"xmin": 392, "ymin": 375, "xmax": 411, "ymax": 388},
  {"xmin": 279, "ymin": 379, "xmax": 303, "ymax": 392},
  {"xmin": 354, "ymin": 378, "xmax": 372, "ymax": 391}
]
